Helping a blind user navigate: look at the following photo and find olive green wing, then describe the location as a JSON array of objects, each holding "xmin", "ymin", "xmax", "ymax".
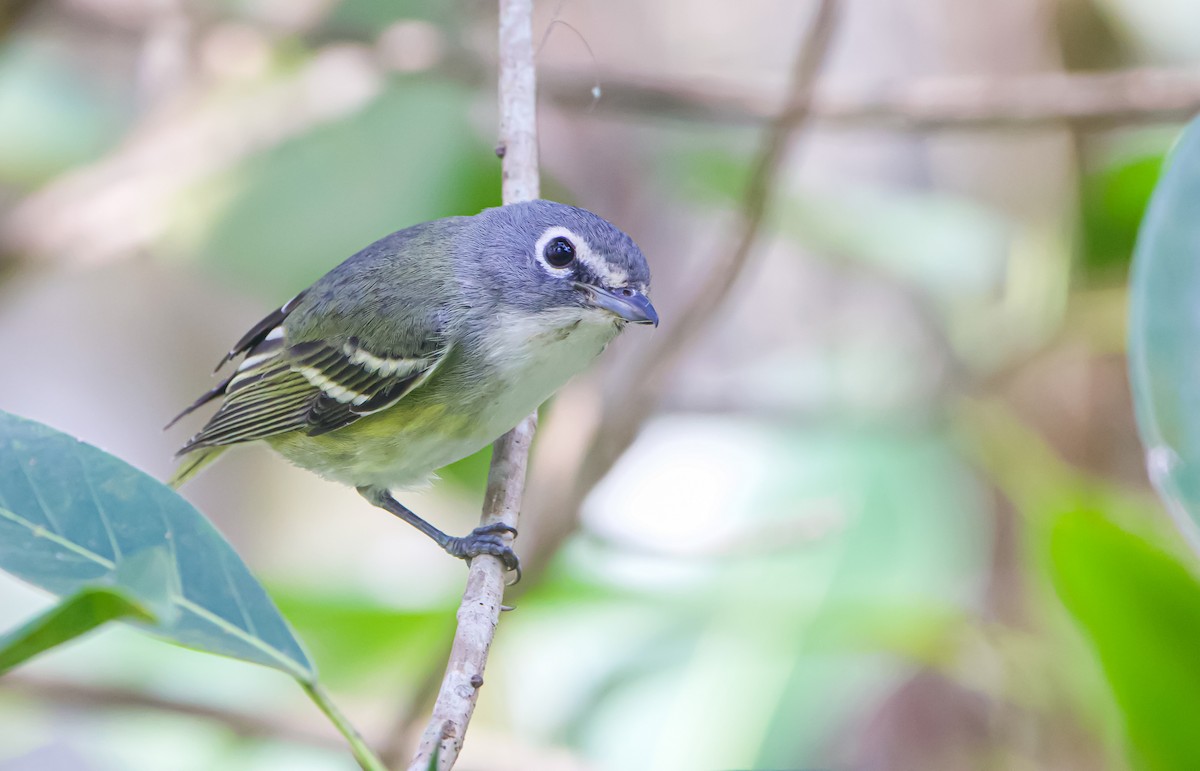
[{"xmin": 171, "ymin": 300, "xmax": 448, "ymax": 454}]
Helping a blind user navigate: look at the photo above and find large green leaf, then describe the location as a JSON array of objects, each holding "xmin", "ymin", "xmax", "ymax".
[
  {"xmin": 1051, "ymin": 510, "xmax": 1200, "ymax": 771},
  {"xmin": 0, "ymin": 586, "xmax": 154, "ymax": 674},
  {"xmin": 0, "ymin": 410, "xmax": 315, "ymax": 681},
  {"xmin": 1128, "ymin": 115, "xmax": 1200, "ymax": 549},
  {"xmin": 198, "ymin": 79, "xmax": 500, "ymax": 297}
]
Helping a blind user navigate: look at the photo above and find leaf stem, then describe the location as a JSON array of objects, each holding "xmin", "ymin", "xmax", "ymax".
[{"xmin": 301, "ymin": 680, "xmax": 388, "ymax": 771}]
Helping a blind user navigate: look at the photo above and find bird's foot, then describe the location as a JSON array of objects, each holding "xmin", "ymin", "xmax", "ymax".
[{"xmin": 445, "ymin": 523, "xmax": 521, "ymax": 583}]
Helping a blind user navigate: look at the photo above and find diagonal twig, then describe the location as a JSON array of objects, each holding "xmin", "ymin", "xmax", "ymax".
[
  {"xmin": 518, "ymin": 0, "xmax": 842, "ymax": 581},
  {"xmin": 403, "ymin": 2, "xmax": 539, "ymax": 769}
]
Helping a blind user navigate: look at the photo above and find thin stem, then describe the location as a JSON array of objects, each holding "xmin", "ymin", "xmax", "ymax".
[
  {"xmin": 302, "ymin": 681, "xmax": 388, "ymax": 771},
  {"xmin": 404, "ymin": 1, "xmax": 540, "ymax": 769}
]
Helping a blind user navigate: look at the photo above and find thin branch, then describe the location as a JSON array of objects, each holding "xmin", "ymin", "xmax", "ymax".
[
  {"xmin": 518, "ymin": 0, "xmax": 841, "ymax": 582},
  {"xmin": 404, "ymin": 2, "xmax": 539, "ymax": 770},
  {"xmin": 4, "ymin": 672, "xmax": 345, "ymax": 748},
  {"xmin": 543, "ymin": 65, "xmax": 1200, "ymax": 130}
]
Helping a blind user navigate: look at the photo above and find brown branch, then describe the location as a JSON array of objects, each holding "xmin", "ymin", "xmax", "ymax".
[
  {"xmin": 518, "ymin": 0, "xmax": 841, "ymax": 582},
  {"xmin": 4, "ymin": 672, "xmax": 345, "ymax": 748},
  {"xmin": 545, "ymin": 65, "xmax": 1200, "ymax": 130},
  {"xmin": 404, "ymin": 2, "xmax": 539, "ymax": 770}
]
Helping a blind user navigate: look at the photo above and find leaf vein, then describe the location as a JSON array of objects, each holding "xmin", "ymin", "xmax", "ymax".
[
  {"xmin": 76, "ymin": 446, "xmax": 122, "ymax": 563},
  {"xmin": 0, "ymin": 506, "xmax": 116, "ymax": 570}
]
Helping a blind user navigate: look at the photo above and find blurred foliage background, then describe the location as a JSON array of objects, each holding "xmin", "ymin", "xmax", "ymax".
[{"xmin": 1, "ymin": 0, "xmax": 1199, "ymax": 769}]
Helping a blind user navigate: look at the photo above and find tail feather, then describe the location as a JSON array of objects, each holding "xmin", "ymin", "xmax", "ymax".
[{"xmin": 167, "ymin": 447, "xmax": 227, "ymax": 489}]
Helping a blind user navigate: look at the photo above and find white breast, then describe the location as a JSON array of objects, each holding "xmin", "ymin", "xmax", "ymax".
[{"xmin": 476, "ymin": 308, "xmax": 618, "ymax": 437}]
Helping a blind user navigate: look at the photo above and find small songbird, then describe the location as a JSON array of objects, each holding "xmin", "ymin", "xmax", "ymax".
[{"xmin": 168, "ymin": 200, "xmax": 656, "ymax": 575}]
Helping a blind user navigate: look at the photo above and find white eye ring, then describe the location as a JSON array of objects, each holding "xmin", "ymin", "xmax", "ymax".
[{"xmin": 535, "ymin": 226, "xmax": 588, "ymax": 274}]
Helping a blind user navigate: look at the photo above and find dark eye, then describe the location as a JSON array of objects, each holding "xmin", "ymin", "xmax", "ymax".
[{"xmin": 543, "ymin": 236, "xmax": 576, "ymax": 268}]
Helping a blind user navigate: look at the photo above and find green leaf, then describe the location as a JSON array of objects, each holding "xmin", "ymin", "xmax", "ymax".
[
  {"xmin": 1051, "ymin": 510, "xmax": 1200, "ymax": 771},
  {"xmin": 1128, "ymin": 116, "xmax": 1200, "ymax": 550},
  {"xmin": 0, "ymin": 410, "xmax": 315, "ymax": 681},
  {"xmin": 1081, "ymin": 153, "xmax": 1164, "ymax": 283},
  {"xmin": 197, "ymin": 80, "xmax": 500, "ymax": 297},
  {"xmin": 0, "ymin": 586, "xmax": 154, "ymax": 675}
]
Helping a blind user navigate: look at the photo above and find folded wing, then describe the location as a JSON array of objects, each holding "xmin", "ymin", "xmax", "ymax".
[{"xmin": 174, "ymin": 305, "xmax": 447, "ymax": 453}]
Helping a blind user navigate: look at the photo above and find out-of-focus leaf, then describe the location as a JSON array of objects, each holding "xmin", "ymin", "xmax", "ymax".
[
  {"xmin": 0, "ymin": 586, "xmax": 154, "ymax": 674},
  {"xmin": 198, "ymin": 79, "xmax": 500, "ymax": 296},
  {"xmin": 271, "ymin": 589, "xmax": 454, "ymax": 686},
  {"xmin": 1051, "ymin": 510, "xmax": 1200, "ymax": 771},
  {"xmin": 674, "ymin": 150, "xmax": 751, "ymax": 203},
  {"xmin": 0, "ymin": 410, "xmax": 315, "ymax": 681},
  {"xmin": 1128, "ymin": 115, "xmax": 1200, "ymax": 551},
  {"xmin": 801, "ymin": 600, "xmax": 964, "ymax": 664},
  {"xmin": 775, "ymin": 189, "xmax": 1009, "ymax": 299},
  {"xmin": 1081, "ymin": 153, "xmax": 1163, "ymax": 282}
]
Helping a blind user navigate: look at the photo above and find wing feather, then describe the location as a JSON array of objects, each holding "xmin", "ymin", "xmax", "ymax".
[{"xmin": 176, "ymin": 325, "xmax": 447, "ymax": 454}]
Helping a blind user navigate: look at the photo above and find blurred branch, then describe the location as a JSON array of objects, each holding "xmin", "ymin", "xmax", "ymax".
[
  {"xmin": 4, "ymin": 672, "xmax": 345, "ymax": 748},
  {"xmin": 517, "ymin": 0, "xmax": 841, "ymax": 581},
  {"xmin": 403, "ymin": 2, "xmax": 539, "ymax": 770},
  {"xmin": 547, "ymin": 65, "xmax": 1200, "ymax": 130},
  {"xmin": 6, "ymin": 20, "xmax": 1199, "ymax": 270}
]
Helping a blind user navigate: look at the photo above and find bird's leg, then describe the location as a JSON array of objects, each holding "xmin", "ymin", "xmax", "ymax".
[{"xmin": 358, "ymin": 486, "xmax": 520, "ymax": 578}]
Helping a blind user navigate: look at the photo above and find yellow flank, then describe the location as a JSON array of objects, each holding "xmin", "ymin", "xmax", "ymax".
[{"xmin": 264, "ymin": 396, "xmax": 481, "ymax": 490}]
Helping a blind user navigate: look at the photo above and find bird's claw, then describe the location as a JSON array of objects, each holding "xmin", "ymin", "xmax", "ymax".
[{"xmin": 446, "ymin": 523, "xmax": 521, "ymax": 583}]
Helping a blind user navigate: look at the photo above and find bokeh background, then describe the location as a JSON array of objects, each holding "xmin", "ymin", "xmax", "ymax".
[{"xmin": 1, "ymin": 0, "xmax": 1198, "ymax": 769}]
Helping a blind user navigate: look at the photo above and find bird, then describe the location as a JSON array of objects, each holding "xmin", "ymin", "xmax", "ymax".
[{"xmin": 167, "ymin": 200, "xmax": 657, "ymax": 576}]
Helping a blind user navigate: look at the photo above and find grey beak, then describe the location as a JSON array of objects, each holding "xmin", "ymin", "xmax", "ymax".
[{"xmin": 576, "ymin": 284, "xmax": 659, "ymax": 327}]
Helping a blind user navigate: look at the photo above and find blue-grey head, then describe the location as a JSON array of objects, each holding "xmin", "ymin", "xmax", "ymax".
[{"xmin": 467, "ymin": 200, "xmax": 658, "ymax": 328}]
